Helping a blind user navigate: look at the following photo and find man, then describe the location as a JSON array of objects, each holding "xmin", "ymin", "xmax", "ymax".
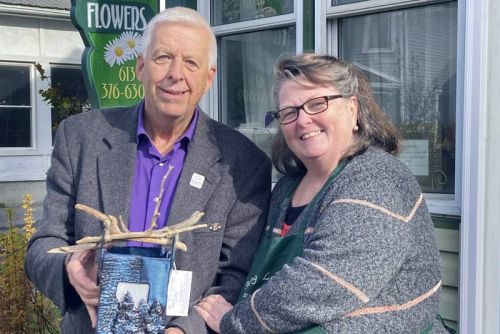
[{"xmin": 25, "ymin": 7, "xmax": 271, "ymax": 334}]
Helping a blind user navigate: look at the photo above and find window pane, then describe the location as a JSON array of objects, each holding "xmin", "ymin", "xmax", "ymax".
[
  {"xmin": 0, "ymin": 64, "xmax": 31, "ymax": 147},
  {"xmin": 0, "ymin": 107, "xmax": 31, "ymax": 147},
  {"xmin": 211, "ymin": 0, "xmax": 294, "ymax": 25},
  {"xmin": 0, "ymin": 65, "xmax": 30, "ymax": 106},
  {"xmin": 339, "ymin": 2, "xmax": 457, "ymax": 194},
  {"xmin": 218, "ymin": 26, "xmax": 296, "ymax": 181},
  {"xmin": 50, "ymin": 67, "xmax": 88, "ymax": 143}
]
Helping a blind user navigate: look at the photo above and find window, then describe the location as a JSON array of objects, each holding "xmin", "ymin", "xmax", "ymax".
[
  {"xmin": 0, "ymin": 64, "xmax": 32, "ymax": 148},
  {"xmin": 219, "ymin": 27, "xmax": 296, "ymax": 155},
  {"xmin": 209, "ymin": 0, "xmax": 298, "ymax": 181},
  {"xmin": 361, "ymin": 13, "xmax": 396, "ymax": 54},
  {"xmin": 49, "ymin": 66, "xmax": 88, "ymax": 143},
  {"xmin": 333, "ymin": 1, "xmax": 458, "ymax": 197},
  {"xmin": 212, "ymin": 0, "xmax": 294, "ymax": 25}
]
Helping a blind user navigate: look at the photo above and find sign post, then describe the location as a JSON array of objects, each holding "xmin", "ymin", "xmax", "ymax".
[{"xmin": 71, "ymin": 0, "xmax": 159, "ymax": 108}]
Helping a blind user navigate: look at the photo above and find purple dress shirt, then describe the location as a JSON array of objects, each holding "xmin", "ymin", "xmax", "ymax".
[{"xmin": 128, "ymin": 102, "xmax": 198, "ymax": 247}]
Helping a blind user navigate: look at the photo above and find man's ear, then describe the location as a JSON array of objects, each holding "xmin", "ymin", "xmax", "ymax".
[
  {"xmin": 204, "ymin": 66, "xmax": 217, "ymax": 93},
  {"xmin": 135, "ymin": 54, "xmax": 145, "ymax": 82}
]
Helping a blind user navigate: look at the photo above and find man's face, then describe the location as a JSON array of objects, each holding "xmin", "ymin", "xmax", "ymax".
[{"xmin": 136, "ymin": 21, "xmax": 216, "ymax": 125}]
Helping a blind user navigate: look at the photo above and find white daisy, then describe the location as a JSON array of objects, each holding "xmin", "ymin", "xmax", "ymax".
[
  {"xmin": 119, "ymin": 31, "xmax": 143, "ymax": 57},
  {"xmin": 104, "ymin": 37, "xmax": 133, "ymax": 67}
]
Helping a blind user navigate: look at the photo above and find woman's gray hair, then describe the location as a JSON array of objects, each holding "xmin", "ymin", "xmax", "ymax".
[
  {"xmin": 271, "ymin": 53, "xmax": 401, "ymax": 176},
  {"xmin": 141, "ymin": 7, "xmax": 217, "ymax": 67}
]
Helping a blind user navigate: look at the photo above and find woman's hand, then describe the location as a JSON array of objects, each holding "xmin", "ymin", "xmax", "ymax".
[{"xmin": 194, "ymin": 294, "xmax": 233, "ymax": 333}]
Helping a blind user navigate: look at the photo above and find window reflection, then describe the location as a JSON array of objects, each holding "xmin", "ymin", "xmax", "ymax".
[
  {"xmin": 211, "ymin": 0, "xmax": 294, "ymax": 25},
  {"xmin": 218, "ymin": 26, "xmax": 296, "ymax": 181},
  {"xmin": 50, "ymin": 66, "xmax": 88, "ymax": 143},
  {"xmin": 0, "ymin": 65, "xmax": 31, "ymax": 147},
  {"xmin": 340, "ymin": 2, "xmax": 457, "ymax": 193}
]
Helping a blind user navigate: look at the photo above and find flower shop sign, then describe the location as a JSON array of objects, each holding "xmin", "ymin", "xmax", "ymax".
[{"xmin": 71, "ymin": 0, "xmax": 158, "ymax": 108}]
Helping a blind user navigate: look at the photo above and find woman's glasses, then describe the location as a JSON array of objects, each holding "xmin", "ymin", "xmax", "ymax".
[{"xmin": 273, "ymin": 95, "xmax": 345, "ymax": 125}]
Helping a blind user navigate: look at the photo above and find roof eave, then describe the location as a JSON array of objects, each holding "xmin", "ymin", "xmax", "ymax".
[{"xmin": 0, "ymin": 4, "xmax": 70, "ymax": 20}]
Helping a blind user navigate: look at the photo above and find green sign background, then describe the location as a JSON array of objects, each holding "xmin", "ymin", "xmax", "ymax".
[{"xmin": 71, "ymin": 0, "xmax": 159, "ymax": 108}]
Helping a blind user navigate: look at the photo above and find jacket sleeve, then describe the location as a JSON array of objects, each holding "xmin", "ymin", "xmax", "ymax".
[
  {"xmin": 24, "ymin": 118, "xmax": 82, "ymax": 314},
  {"xmin": 220, "ymin": 163, "xmax": 420, "ymax": 333}
]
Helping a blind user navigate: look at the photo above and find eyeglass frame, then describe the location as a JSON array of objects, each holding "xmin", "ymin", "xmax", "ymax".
[{"xmin": 272, "ymin": 95, "xmax": 347, "ymax": 125}]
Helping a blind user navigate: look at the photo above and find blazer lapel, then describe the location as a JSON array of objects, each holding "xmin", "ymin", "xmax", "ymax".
[
  {"xmin": 168, "ymin": 111, "xmax": 222, "ymax": 225},
  {"xmin": 97, "ymin": 105, "xmax": 139, "ymax": 222},
  {"xmin": 96, "ymin": 107, "xmax": 221, "ymax": 227}
]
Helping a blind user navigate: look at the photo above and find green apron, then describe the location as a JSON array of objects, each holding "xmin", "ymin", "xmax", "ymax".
[{"xmin": 238, "ymin": 161, "xmax": 347, "ymax": 334}]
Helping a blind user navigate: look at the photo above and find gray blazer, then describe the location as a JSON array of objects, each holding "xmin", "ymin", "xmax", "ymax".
[{"xmin": 25, "ymin": 104, "xmax": 271, "ymax": 334}]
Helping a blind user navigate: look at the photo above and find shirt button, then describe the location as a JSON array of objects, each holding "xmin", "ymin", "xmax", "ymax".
[
  {"xmin": 159, "ymin": 163, "xmax": 164, "ymax": 167},
  {"xmin": 154, "ymin": 197, "xmax": 160, "ymax": 203}
]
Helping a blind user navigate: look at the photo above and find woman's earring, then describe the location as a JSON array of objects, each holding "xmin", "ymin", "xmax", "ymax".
[{"xmin": 353, "ymin": 125, "xmax": 359, "ymax": 131}]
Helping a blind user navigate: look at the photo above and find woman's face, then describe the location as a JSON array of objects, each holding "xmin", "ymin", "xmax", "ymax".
[{"xmin": 278, "ymin": 79, "xmax": 358, "ymax": 171}]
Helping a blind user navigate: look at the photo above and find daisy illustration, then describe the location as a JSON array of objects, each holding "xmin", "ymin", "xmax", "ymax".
[
  {"xmin": 104, "ymin": 37, "xmax": 133, "ymax": 67},
  {"xmin": 119, "ymin": 31, "xmax": 143, "ymax": 57}
]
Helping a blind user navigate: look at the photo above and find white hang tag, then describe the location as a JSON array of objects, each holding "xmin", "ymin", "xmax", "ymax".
[
  {"xmin": 166, "ymin": 270, "xmax": 192, "ymax": 317},
  {"xmin": 189, "ymin": 173, "xmax": 205, "ymax": 189}
]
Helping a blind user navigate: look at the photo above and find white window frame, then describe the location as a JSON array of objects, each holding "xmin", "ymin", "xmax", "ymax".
[
  {"xmin": 0, "ymin": 62, "xmax": 36, "ymax": 153},
  {"xmin": 318, "ymin": 0, "xmax": 462, "ymax": 217},
  {"xmin": 198, "ymin": 0, "xmax": 303, "ymax": 121},
  {"xmin": 459, "ymin": 0, "xmax": 487, "ymax": 333}
]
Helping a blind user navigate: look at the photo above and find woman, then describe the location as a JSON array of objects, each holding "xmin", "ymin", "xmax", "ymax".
[{"xmin": 195, "ymin": 54, "xmax": 446, "ymax": 333}]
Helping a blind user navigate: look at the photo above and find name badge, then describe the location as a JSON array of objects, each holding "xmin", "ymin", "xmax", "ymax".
[
  {"xmin": 166, "ymin": 270, "xmax": 192, "ymax": 317},
  {"xmin": 190, "ymin": 173, "xmax": 205, "ymax": 189}
]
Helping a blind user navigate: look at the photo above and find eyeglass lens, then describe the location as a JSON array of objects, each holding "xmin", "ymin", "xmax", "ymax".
[{"xmin": 277, "ymin": 96, "xmax": 329, "ymax": 124}]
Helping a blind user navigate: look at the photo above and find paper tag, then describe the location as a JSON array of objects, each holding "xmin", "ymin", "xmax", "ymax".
[
  {"xmin": 166, "ymin": 270, "xmax": 192, "ymax": 317},
  {"xmin": 189, "ymin": 173, "xmax": 205, "ymax": 189}
]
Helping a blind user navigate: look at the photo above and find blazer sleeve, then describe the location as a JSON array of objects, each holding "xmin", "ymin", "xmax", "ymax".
[{"xmin": 24, "ymin": 118, "xmax": 81, "ymax": 314}]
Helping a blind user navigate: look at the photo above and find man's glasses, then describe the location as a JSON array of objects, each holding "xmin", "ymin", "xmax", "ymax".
[{"xmin": 273, "ymin": 95, "xmax": 345, "ymax": 125}]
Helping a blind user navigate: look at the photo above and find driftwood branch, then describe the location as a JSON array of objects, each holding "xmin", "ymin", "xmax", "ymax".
[
  {"xmin": 76, "ymin": 211, "xmax": 205, "ymax": 244},
  {"xmin": 48, "ymin": 205, "xmax": 206, "ymax": 254},
  {"xmin": 48, "ymin": 166, "xmax": 209, "ymax": 254},
  {"xmin": 149, "ymin": 165, "xmax": 174, "ymax": 231}
]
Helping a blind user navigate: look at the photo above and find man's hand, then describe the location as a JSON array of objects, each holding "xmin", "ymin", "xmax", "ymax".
[
  {"xmin": 65, "ymin": 249, "xmax": 99, "ymax": 328},
  {"xmin": 165, "ymin": 327, "xmax": 184, "ymax": 334},
  {"xmin": 195, "ymin": 294, "xmax": 233, "ymax": 333}
]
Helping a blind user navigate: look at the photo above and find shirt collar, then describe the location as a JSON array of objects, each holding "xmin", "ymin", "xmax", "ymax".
[{"xmin": 136, "ymin": 101, "xmax": 199, "ymax": 148}]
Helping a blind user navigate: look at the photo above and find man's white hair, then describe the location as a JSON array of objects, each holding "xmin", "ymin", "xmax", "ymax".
[{"xmin": 141, "ymin": 6, "xmax": 217, "ymax": 67}]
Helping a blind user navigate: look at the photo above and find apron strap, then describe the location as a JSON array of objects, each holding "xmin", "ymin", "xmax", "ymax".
[{"xmin": 267, "ymin": 159, "xmax": 348, "ymax": 237}]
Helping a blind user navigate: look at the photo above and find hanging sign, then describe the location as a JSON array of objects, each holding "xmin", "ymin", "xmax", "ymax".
[{"xmin": 71, "ymin": 0, "xmax": 159, "ymax": 108}]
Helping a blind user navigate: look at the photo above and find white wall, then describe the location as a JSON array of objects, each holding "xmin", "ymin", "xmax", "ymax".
[{"xmin": 0, "ymin": 14, "xmax": 84, "ymax": 182}]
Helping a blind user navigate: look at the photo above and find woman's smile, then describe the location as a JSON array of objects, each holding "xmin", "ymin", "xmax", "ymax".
[{"xmin": 300, "ymin": 129, "xmax": 324, "ymax": 140}]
